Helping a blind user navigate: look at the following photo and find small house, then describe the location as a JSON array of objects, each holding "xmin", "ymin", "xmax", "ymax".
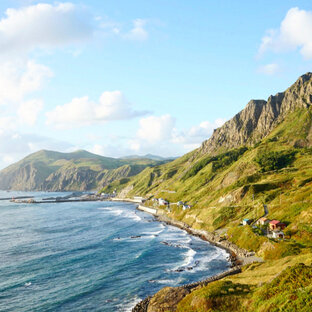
[
  {"xmin": 257, "ymin": 217, "xmax": 270, "ymax": 226},
  {"xmin": 269, "ymin": 220, "xmax": 286, "ymax": 231},
  {"xmin": 242, "ymin": 218, "xmax": 252, "ymax": 226},
  {"xmin": 158, "ymin": 198, "xmax": 169, "ymax": 206},
  {"xmin": 272, "ymin": 231, "xmax": 285, "ymax": 239},
  {"xmin": 182, "ymin": 205, "xmax": 191, "ymax": 211},
  {"xmin": 177, "ymin": 201, "xmax": 184, "ymax": 206}
]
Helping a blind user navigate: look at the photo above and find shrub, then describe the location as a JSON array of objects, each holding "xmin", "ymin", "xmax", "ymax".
[{"xmin": 254, "ymin": 150, "xmax": 296, "ymax": 172}]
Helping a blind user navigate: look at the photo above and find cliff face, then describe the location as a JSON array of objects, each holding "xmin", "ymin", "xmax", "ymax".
[
  {"xmin": 0, "ymin": 150, "xmax": 165, "ymax": 191},
  {"xmin": 201, "ymin": 73, "xmax": 312, "ymax": 154}
]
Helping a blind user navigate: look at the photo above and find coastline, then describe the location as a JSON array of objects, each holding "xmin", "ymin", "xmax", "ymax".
[
  {"xmin": 136, "ymin": 204, "xmax": 258, "ymax": 265},
  {"xmin": 129, "ymin": 203, "xmax": 262, "ymax": 312}
]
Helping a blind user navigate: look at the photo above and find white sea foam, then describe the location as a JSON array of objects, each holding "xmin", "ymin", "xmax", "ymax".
[
  {"xmin": 155, "ymin": 279, "xmax": 177, "ymax": 285},
  {"xmin": 184, "ymin": 248, "xmax": 196, "ymax": 266},
  {"xmin": 141, "ymin": 225, "xmax": 164, "ymax": 236},
  {"xmin": 118, "ymin": 295, "xmax": 141, "ymax": 312},
  {"xmin": 169, "ymin": 247, "xmax": 197, "ymax": 272},
  {"xmin": 98, "ymin": 207, "xmax": 142, "ymax": 221}
]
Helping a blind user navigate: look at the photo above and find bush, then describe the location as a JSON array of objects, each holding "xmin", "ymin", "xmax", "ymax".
[{"xmin": 254, "ymin": 150, "xmax": 296, "ymax": 172}]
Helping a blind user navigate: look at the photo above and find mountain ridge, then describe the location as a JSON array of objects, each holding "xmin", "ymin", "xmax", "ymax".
[
  {"xmin": 200, "ymin": 72, "xmax": 312, "ymax": 155},
  {"xmin": 0, "ymin": 149, "xmax": 168, "ymax": 191}
]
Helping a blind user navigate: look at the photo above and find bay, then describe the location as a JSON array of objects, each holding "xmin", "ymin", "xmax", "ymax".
[{"xmin": 0, "ymin": 191, "xmax": 229, "ymax": 312}]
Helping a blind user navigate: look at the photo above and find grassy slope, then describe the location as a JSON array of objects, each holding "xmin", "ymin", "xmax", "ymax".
[
  {"xmin": 103, "ymin": 108, "xmax": 312, "ymax": 254},
  {"xmin": 176, "ymin": 261, "xmax": 312, "ymax": 312},
  {"xmin": 103, "ymin": 108, "xmax": 312, "ymax": 310},
  {"xmin": 0, "ymin": 149, "xmax": 165, "ymax": 190}
]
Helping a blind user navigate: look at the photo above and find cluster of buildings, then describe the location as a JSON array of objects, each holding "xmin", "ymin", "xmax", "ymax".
[
  {"xmin": 243, "ymin": 217, "xmax": 287, "ymax": 239},
  {"xmin": 177, "ymin": 201, "xmax": 191, "ymax": 210},
  {"xmin": 100, "ymin": 190, "xmax": 117, "ymax": 199},
  {"xmin": 257, "ymin": 217, "xmax": 286, "ymax": 239},
  {"xmin": 151, "ymin": 198, "xmax": 191, "ymax": 211}
]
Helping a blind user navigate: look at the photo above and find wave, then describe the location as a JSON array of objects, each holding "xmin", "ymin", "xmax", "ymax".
[
  {"xmin": 98, "ymin": 207, "xmax": 142, "ymax": 221},
  {"xmin": 141, "ymin": 225, "xmax": 165, "ymax": 236},
  {"xmin": 167, "ymin": 247, "xmax": 197, "ymax": 273},
  {"xmin": 117, "ymin": 295, "xmax": 141, "ymax": 312}
]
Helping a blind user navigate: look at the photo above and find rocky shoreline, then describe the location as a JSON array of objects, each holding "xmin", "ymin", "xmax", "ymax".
[
  {"xmin": 137, "ymin": 204, "xmax": 256, "ymax": 265},
  {"xmin": 130, "ymin": 204, "xmax": 262, "ymax": 312}
]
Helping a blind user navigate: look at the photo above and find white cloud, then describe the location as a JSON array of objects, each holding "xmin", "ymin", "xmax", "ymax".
[
  {"xmin": 46, "ymin": 91, "xmax": 148, "ymax": 129},
  {"xmin": 257, "ymin": 63, "xmax": 281, "ymax": 75},
  {"xmin": 124, "ymin": 19, "xmax": 148, "ymax": 41},
  {"xmin": 0, "ymin": 59, "xmax": 52, "ymax": 104},
  {"xmin": 0, "ymin": 2, "xmax": 93, "ymax": 54},
  {"xmin": 173, "ymin": 118, "xmax": 227, "ymax": 147},
  {"xmin": 259, "ymin": 7, "xmax": 312, "ymax": 59},
  {"xmin": 137, "ymin": 114, "xmax": 175, "ymax": 143},
  {"xmin": 18, "ymin": 99, "xmax": 43, "ymax": 125},
  {"xmin": 128, "ymin": 115, "xmax": 226, "ymax": 157},
  {"xmin": 90, "ymin": 144, "xmax": 106, "ymax": 156},
  {"xmin": 0, "ymin": 130, "xmax": 72, "ymax": 169},
  {"xmin": 0, "ymin": 115, "xmax": 16, "ymax": 132}
]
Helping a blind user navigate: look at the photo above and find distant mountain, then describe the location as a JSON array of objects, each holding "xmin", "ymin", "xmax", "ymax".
[
  {"xmin": 0, "ymin": 149, "xmax": 168, "ymax": 191},
  {"xmin": 120, "ymin": 154, "xmax": 177, "ymax": 161}
]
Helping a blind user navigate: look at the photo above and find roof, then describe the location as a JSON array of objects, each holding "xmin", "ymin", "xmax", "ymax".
[
  {"xmin": 243, "ymin": 218, "xmax": 250, "ymax": 221},
  {"xmin": 269, "ymin": 220, "xmax": 281, "ymax": 225},
  {"xmin": 259, "ymin": 217, "xmax": 268, "ymax": 221}
]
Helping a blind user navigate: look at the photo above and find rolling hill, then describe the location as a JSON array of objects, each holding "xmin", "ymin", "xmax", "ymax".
[{"xmin": 0, "ymin": 149, "xmax": 168, "ymax": 191}]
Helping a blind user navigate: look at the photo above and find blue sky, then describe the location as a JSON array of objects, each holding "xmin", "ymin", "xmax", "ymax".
[{"xmin": 0, "ymin": 0, "xmax": 312, "ymax": 168}]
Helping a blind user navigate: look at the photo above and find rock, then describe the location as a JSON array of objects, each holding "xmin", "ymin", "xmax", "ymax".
[
  {"xmin": 147, "ymin": 287, "xmax": 190, "ymax": 312},
  {"xmin": 201, "ymin": 72, "xmax": 312, "ymax": 155},
  {"xmin": 132, "ymin": 296, "xmax": 151, "ymax": 312}
]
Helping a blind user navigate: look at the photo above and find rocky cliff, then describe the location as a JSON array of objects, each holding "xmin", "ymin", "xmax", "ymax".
[{"xmin": 201, "ymin": 73, "xmax": 312, "ymax": 154}]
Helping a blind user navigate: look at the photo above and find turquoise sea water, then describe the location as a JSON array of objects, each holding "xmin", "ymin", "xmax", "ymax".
[{"xmin": 0, "ymin": 191, "xmax": 229, "ymax": 311}]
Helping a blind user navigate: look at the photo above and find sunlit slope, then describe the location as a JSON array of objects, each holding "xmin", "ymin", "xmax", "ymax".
[
  {"xmin": 0, "ymin": 149, "xmax": 166, "ymax": 191},
  {"xmin": 102, "ymin": 73, "xmax": 312, "ymax": 255}
]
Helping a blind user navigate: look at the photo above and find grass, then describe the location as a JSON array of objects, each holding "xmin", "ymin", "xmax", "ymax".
[{"xmin": 175, "ymin": 261, "xmax": 312, "ymax": 312}]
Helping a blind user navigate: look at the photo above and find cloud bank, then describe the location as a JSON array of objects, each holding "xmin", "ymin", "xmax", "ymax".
[
  {"xmin": 0, "ymin": 2, "xmax": 93, "ymax": 54},
  {"xmin": 259, "ymin": 7, "xmax": 312, "ymax": 59},
  {"xmin": 46, "ymin": 91, "xmax": 149, "ymax": 128}
]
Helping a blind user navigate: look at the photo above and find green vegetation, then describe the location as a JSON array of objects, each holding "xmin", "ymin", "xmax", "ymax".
[
  {"xmin": 254, "ymin": 149, "xmax": 297, "ymax": 172},
  {"xmin": 176, "ymin": 263, "xmax": 312, "ymax": 312},
  {"xmin": 101, "ymin": 107, "xmax": 312, "ymax": 257},
  {"xmin": 177, "ymin": 280, "xmax": 251, "ymax": 312},
  {"xmin": 0, "ymin": 149, "xmax": 168, "ymax": 191},
  {"xmin": 182, "ymin": 147, "xmax": 248, "ymax": 180}
]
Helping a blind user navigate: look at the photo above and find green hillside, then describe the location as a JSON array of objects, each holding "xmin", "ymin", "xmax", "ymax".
[
  {"xmin": 103, "ymin": 74, "xmax": 312, "ymax": 254},
  {"xmin": 0, "ymin": 149, "xmax": 166, "ymax": 191},
  {"xmin": 104, "ymin": 73, "xmax": 312, "ymax": 310}
]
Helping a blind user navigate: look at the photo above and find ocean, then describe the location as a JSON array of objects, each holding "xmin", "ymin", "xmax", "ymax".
[{"xmin": 0, "ymin": 191, "xmax": 230, "ymax": 311}]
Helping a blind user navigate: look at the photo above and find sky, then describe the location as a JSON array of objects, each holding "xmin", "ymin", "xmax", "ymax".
[{"xmin": 1, "ymin": 0, "xmax": 312, "ymax": 168}]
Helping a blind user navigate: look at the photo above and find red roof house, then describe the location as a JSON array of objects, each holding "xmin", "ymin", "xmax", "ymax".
[{"xmin": 269, "ymin": 220, "xmax": 286, "ymax": 231}]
